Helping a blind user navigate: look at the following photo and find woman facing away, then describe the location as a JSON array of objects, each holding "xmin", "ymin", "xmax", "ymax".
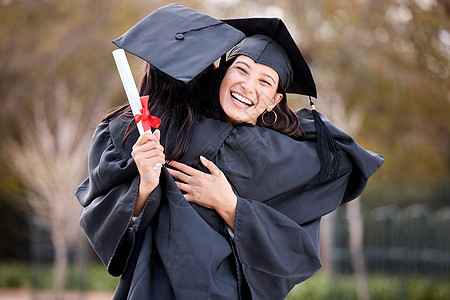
[{"xmin": 75, "ymin": 4, "xmax": 384, "ymax": 300}]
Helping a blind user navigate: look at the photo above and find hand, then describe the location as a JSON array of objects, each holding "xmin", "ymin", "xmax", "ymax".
[
  {"xmin": 167, "ymin": 156, "xmax": 237, "ymax": 230},
  {"xmin": 132, "ymin": 129, "xmax": 165, "ymax": 216}
]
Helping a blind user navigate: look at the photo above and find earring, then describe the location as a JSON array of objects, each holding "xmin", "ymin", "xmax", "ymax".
[{"xmin": 262, "ymin": 110, "xmax": 277, "ymax": 126}]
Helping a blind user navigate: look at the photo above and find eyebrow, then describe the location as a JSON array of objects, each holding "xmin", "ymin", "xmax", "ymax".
[{"xmin": 234, "ymin": 61, "xmax": 277, "ymax": 85}]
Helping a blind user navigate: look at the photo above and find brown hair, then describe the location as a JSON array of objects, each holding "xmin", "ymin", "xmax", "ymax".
[
  {"xmin": 255, "ymin": 87, "xmax": 303, "ymax": 139},
  {"xmin": 103, "ymin": 62, "xmax": 216, "ymax": 161}
]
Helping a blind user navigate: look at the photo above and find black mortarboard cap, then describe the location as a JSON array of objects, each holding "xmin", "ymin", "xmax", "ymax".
[
  {"xmin": 112, "ymin": 3, "xmax": 245, "ymax": 83},
  {"xmin": 223, "ymin": 18, "xmax": 317, "ymax": 98}
]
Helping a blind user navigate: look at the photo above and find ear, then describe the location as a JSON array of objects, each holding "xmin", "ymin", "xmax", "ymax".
[{"xmin": 267, "ymin": 92, "xmax": 283, "ymax": 111}]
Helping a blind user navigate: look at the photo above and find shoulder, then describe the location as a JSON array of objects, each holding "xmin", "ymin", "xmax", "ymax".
[
  {"xmin": 88, "ymin": 115, "xmax": 135, "ymax": 160},
  {"xmin": 76, "ymin": 115, "xmax": 139, "ymax": 206},
  {"xmin": 107, "ymin": 114, "xmax": 139, "ymax": 159},
  {"xmin": 296, "ymin": 108, "xmax": 384, "ymax": 201},
  {"xmin": 180, "ymin": 115, "xmax": 233, "ymax": 166},
  {"xmin": 87, "ymin": 115, "xmax": 138, "ymax": 178},
  {"xmin": 186, "ymin": 115, "xmax": 297, "ymax": 162}
]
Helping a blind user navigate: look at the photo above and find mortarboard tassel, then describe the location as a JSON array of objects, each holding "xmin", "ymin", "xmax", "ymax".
[{"xmin": 309, "ymin": 97, "xmax": 342, "ymax": 183}]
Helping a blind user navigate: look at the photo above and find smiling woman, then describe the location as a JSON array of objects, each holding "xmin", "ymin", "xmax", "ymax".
[
  {"xmin": 164, "ymin": 21, "xmax": 383, "ymax": 299},
  {"xmin": 219, "ymin": 55, "xmax": 283, "ymax": 125}
]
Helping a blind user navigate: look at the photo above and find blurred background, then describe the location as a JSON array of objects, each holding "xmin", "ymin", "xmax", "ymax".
[{"xmin": 0, "ymin": 0, "xmax": 448, "ymax": 299}]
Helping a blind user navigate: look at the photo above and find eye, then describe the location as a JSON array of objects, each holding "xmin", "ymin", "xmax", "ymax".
[
  {"xmin": 260, "ymin": 79, "xmax": 272, "ymax": 87},
  {"xmin": 237, "ymin": 66, "xmax": 248, "ymax": 74}
]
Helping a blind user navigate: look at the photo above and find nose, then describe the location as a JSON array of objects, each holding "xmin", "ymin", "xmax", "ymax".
[{"xmin": 241, "ymin": 77, "xmax": 256, "ymax": 93}]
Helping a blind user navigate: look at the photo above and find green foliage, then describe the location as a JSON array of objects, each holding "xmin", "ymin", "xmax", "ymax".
[
  {"xmin": 286, "ymin": 272, "xmax": 450, "ymax": 300},
  {"xmin": 1, "ymin": 262, "xmax": 449, "ymax": 298},
  {"xmin": 0, "ymin": 262, "xmax": 119, "ymax": 291},
  {"xmin": 81, "ymin": 265, "xmax": 120, "ymax": 291},
  {"xmin": 0, "ymin": 263, "xmax": 30, "ymax": 288}
]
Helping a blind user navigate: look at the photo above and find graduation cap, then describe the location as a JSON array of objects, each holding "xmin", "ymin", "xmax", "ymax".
[
  {"xmin": 223, "ymin": 18, "xmax": 341, "ymax": 183},
  {"xmin": 223, "ymin": 18, "xmax": 316, "ymax": 97},
  {"xmin": 112, "ymin": 3, "xmax": 245, "ymax": 83}
]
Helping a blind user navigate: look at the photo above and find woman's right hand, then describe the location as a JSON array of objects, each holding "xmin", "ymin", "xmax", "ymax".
[{"xmin": 131, "ymin": 129, "xmax": 165, "ymax": 216}]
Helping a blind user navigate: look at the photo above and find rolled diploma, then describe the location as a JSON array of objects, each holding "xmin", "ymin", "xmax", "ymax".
[
  {"xmin": 112, "ymin": 49, "xmax": 162, "ymax": 169},
  {"xmin": 112, "ymin": 49, "xmax": 147, "ymax": 135}
]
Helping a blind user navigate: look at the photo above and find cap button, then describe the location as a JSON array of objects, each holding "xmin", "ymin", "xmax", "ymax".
[{"xmin": 175, "ymin": 33, "xmax": 184, "ymax": 40}]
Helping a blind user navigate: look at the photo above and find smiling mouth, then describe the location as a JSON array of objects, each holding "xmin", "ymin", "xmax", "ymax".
[{"xmin": 231, "ymin": 92, "xmax": 253, "ymax": 107}]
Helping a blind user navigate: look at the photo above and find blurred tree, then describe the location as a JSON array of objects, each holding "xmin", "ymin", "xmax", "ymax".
[
  {"xmin": 3, "ymin": 81, "xmax": 106, "ymax": 296},
  {"xmin": 282, "ymin": 0, "xmax": 449, "ymax": 206},
  {"xmin": 0, "ymin": 0, "xmax": 172, "ymax": 293}
]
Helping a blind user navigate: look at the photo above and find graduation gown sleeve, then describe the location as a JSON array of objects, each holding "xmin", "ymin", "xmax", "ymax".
[
  {"xmin": 75, "ymin": 117, "xmax": 161, "ymax": 276},
  {"xmin": 231, "ymin": 198, "xmax": 322, "ymax": 299}
]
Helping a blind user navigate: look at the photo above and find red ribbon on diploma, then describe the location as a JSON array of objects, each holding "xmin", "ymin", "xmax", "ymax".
[{"xmin": 134, "ymin": 95, "xmax": 161, "ymax": 132}]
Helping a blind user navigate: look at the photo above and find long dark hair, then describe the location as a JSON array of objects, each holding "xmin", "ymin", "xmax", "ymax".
[
  {"xmin": 255, "ymin": 88, "xmax": 303, "ymax": 139},
  {"xmin": 103, "ymin": 62, "xmax": 216, "ymax": 161}
]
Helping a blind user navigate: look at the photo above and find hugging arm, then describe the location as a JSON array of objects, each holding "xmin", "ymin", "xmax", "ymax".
[
  {"xmin": 233, "ymin": 198, "xmax": 322, "ymax": 299},
  {"xmin": 167, "ymin": 157, "xmax": 237, "ymax": 230},
  {"xmin": 167, "ymin": 158, "xmax": 325, "ymax": 299},
  {"xmin": 76, "ymin": 121, "xmax": 163, "ymax": 276},
  {"xmin": 80, "ymin": 179, "xmax": 161, "ymax": 276}
]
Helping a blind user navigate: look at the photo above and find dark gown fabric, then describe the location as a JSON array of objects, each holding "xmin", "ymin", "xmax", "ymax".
[{"xmin": 75, "ymin": 109, "xmax": 383, "ymax": 300}]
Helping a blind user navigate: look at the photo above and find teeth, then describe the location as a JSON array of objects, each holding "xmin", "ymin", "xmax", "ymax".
[{"xmin": 232, "ymin": 92, "xmax": 252, "ymax": 106}]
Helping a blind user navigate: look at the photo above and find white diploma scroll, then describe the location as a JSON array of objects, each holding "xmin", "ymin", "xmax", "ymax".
[
  {"xmin": 112, "ymin": 49, "xmax": 147, "ymax": 135},
  {"xmin": 112, "ymin": 49, "xmax": 162, "ymax": 169}
]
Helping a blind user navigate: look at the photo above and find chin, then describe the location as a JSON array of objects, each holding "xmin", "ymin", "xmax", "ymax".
[{"xmin": 226, "ymin": 117, "xmax": 242, "ymax": 125}]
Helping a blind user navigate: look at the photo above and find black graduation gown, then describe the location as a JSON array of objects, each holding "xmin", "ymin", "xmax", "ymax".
[{"xmin": 75, "ymin": 109, "xmax": 383, "ymax": 300}]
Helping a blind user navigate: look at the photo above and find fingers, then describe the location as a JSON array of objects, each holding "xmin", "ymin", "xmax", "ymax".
[
  {"xmin": 167, "ymin": 160, "xmax": 201, "ymax": 177},
  {"xmin": 167, "ymin": 160, "xmax": 206, "ymax": 203},
  {"xmin": 133, "ymin": 129, "xmax": 161, "ymax": 148},
  {"xmin": 132, "ymin": 147, "xmax": 165, "ymax": 163},
  {"xmin": 132, "ymin": 129, "xmax": 165, "ymax": 172},
  {"xmin": 167, "ymin": 167, "xmax": 191, "ymax": 183},
  {"xmin": 135, "ymin": 151, "xmax": 165, "ymax": 170},
  {"xmin": 132, "ymin": 130, "xmax": 164, "ymax": 157},
  {"xmin": 167, "ymin": 157, "xmax": 235, "ymax": 216},
  {"xmin": 150, "ymin": 130, "xmax": 162, "ymax": 169},
  {"xmin": 168, "ymin": 157, "xmax": 221, "ymax": 177},
  {"xmin": 173, "ymin": 181, "xmax": 203, "ymax": 204},
  {"xmin": 152, "ymin": 128, "xmax": 161, "ymax": 142},
  {"xmin": 200, "ymin": 156, "xmax": 222, "ymax": 176}
]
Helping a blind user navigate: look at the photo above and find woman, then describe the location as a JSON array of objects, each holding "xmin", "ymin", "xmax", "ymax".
[
  {"xmin": 76, "ymin": 4, "xmax": 383, "ymax": 300},
  {"xmin": 165, "ymin": 39, "xmax": 298, "ymax": 231}
]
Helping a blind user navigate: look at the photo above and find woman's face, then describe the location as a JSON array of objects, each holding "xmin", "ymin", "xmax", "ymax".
[{"xmin": 219, "ymin": 55, "xmax": 283, "ymax": 125}]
